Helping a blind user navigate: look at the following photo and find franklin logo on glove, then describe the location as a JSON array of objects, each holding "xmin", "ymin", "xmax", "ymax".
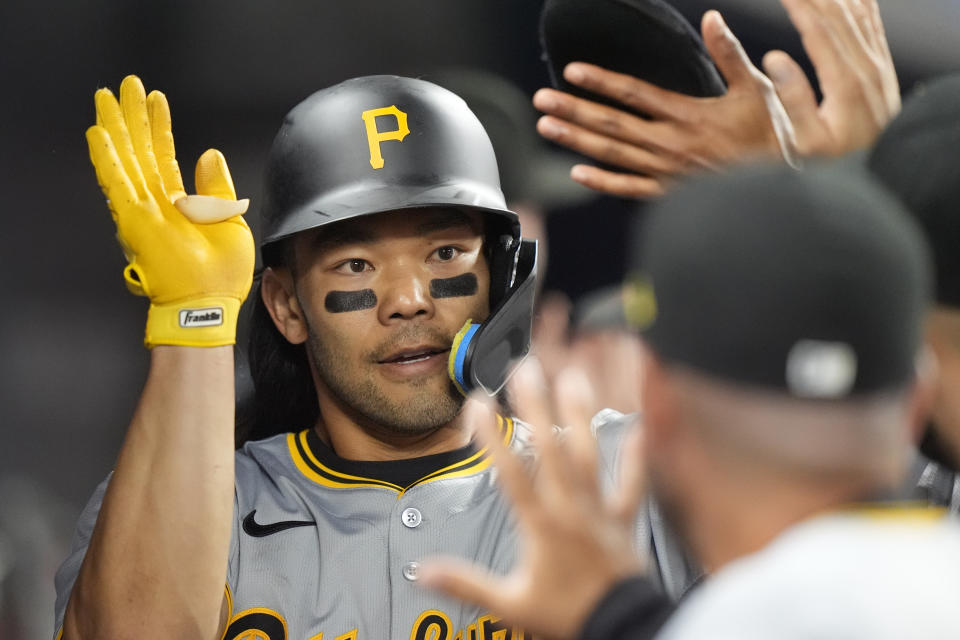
[{"xmin": 179, "ymin": 307, "xmax": 224, "ymax": 328}]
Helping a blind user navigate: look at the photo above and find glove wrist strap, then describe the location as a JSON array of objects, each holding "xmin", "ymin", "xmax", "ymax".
[{"xmin": 145, "ymin": 296, "xmax": 242, "ymax": 348}]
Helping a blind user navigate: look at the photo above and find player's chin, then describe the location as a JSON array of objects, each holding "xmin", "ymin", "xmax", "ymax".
[{"xmin": 378, "ymin": 382, "xmax": 465, "ymax": 434}]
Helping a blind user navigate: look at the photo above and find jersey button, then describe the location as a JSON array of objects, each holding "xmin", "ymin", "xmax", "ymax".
[
  {"xmin": 401, "ymin": 507, "xmax": 422, "ymax": 528},
  {"xmin": 402, "ymin": 561, "xmax": 420, "ymax": 582}
]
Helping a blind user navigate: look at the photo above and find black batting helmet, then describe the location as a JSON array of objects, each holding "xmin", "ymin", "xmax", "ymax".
[{"xmin": 260, "ymin": 74, "xmax": 523, "ymax": 307}]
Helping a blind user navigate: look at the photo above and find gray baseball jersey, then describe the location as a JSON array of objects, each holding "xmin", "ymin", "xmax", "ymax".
[
  {"xmin": 592, "ymin": 409, "xmax": 702, "ymax": 601},
  {"xmin": 54, "ymin": 415, "xmax": 535, "ymax": 640}
]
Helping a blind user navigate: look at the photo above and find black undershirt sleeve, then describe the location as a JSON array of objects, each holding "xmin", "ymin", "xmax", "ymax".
[{"xmin": 577, "ymin": 575, "xmax": 677, "ymax": 640}]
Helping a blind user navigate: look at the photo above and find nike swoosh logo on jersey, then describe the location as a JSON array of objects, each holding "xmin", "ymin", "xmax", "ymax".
[{"xmin": 242, "ymin": 509, "xmax": 315, "ymax": 537}]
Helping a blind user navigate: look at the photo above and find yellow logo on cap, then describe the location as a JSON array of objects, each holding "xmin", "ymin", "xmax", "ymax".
[
  {"xmin": 360, "ymin": 105, "xmax": 410, "ymax": 169},
  {"xmin": 623, "ymin": 274, "xmax": 657, "ymax": 330}
]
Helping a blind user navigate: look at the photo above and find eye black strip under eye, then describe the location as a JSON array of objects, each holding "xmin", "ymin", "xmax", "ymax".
[
  {"xmin": 324, "ymin": 289, "xmax": 377, "ymax": 313},
  {"xmin": 430, "ymin": 273, "xmax": 478, "ymax": 299}
]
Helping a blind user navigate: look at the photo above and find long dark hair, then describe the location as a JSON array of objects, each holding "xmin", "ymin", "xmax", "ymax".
[{"xmin": 236, "ymin": 278, "xmax": 319, "ymax": 447}]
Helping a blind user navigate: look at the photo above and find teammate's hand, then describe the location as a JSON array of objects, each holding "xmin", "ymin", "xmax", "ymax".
[
  {"xmin": 87, "ymin": 75, "xmax": 255, "ymax": 347},
  {"xmin": 532, "ymin": 293, "xmax": 643, "ymax": 416},
  {"xmin": 419, "ymin": 362, "xmax": 646, "ymax": 640},
  {"xmin": 764, "ymin": 0, "xmax": 900, "ymax": 157},
  {"xmin": 533, "ymin": 10, "xmax": 796, "ymax": 198},
  {"xmin": 534, "ymin": 0, "xmax": 900, "ymax": 199}
]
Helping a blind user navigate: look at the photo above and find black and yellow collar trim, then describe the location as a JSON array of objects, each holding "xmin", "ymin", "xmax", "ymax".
[{"xmin": 288, "ymin": 415, "xmax": 514, "ymax": 496}]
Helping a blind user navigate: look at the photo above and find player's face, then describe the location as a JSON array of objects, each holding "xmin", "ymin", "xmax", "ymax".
[{"xmin": 291, "ymin": 208, "xmax": 491, "ymax": 434}]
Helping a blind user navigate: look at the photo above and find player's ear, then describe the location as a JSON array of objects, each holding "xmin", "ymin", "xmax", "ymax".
[{"xmin": 261, "ymin": 266, "xmax": 308, "ymax": 345}]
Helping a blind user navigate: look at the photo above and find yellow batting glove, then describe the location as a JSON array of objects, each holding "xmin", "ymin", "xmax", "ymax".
[{"xmin": 86, "ymin": 75, "xmax": 255, "ymax": 348}]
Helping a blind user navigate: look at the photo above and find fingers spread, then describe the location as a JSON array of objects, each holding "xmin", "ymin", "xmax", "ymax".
[
  {"xmin": 510, "ymin": 360, "xmax": 571, "ymax": 500},
  {"xmin": 820, "ymin": 0, "xmax": 881, "ymax": 82},
  {"xmin": 554, "ymin": 367, "xmax": 600, "ymax": 501},
  {"xmin": 147, "ymin": 90, "xmax": 186, "ymax": 202},
  {"xmin": 780, "ymin": 0, "xmax": 847, "ymax": 92},
  {"xmin": 848, "ymin": 0, "xmax": 880, "ymax": 53},
  {"xmin": 94, "ymin": 87, "xmax": 148, "ymax": 200},
  {"xmin": 119, "ymin": 75, "xmax": 164, "ymax": 200},
  {"xmin": 762, "ymin": 50, "xmax": 825, "ymax": 155},
  {"xmin": 86, "ymin": 125, "xmax": 138, "ymax": 223},
  {"xmin": 533, "ymin": 89, "xmax": 671, "ymax": 151},
  {"xmin": 562, "ymin": 62, "xmax": 680, "ymax": 121},
  {"xmin": 865, "ymin": 0, "xmax": 894, "ymax": 64},
  {"xmin": 532, "ymin": 292, "xmax": 572, "ymax": 354},
  {"xmin": 195, "ymin": 149, "xmax": 238, "ymax": 200},
  {"xmin": 701, "ymin": 10, "xmax": 757, "ymax": 87},
  {"xmin": 464, "ymin": 394, "xmax": 538, "ymax": 518},
  {"xmin": 569, "ymin": 164, "xmax": 666, "ymax": 199},
  {"xmin": 417, "ymin": 557, "xmax": 509, "ymax": 619},
  {"xmin": 537, "ymin": 116, "xmax": 679, "ymax": 177}
]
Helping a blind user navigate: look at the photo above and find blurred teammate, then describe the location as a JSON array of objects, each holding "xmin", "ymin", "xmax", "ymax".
[
  {"xmin": 420, "ymin": 164, "xmax": 960, "ymax": 639},
  {"xmin": 868, "ymin": 73, "xmax": 960, "ymax": 508}
]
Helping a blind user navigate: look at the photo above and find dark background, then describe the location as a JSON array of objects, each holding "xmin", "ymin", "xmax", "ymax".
[{"xmin": 0, "ymin": 1, "xmax": 957, "ymax": 637}]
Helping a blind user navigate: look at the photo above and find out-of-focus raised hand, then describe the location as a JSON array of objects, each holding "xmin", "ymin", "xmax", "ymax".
[
  {"xmin": 419, "ymin": 363, "xmax": 646, "ymax": 639},
  {"xmin": 763, "ymin": 0, "xmax": 900, "ymax": 157},
  {"xmin": 534, "ymin": 0, "xmax": 900, "ymax": 198}
]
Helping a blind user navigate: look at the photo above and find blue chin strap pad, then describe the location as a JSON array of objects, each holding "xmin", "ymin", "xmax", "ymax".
[
  {"xmin": 450, "ymin": 321, "xmax": 482, "ymax": 396},
  {"xmin": 448, "ymin": 239, "xmax": 538, "ymax": 396}
]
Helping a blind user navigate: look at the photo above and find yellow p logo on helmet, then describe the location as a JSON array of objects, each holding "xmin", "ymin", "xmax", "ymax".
[{"xmin": 361, "ymin": 105, "xmax": 410, "ymax": 169}]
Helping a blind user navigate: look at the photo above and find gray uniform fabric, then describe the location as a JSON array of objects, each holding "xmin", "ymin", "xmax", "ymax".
[
  {"xmin": 912, "ymin": 459, "xmax": 960, "ymax": 516},
  {"xmin": 592, "ymin": 410, "xmax": 702, "ymax": 601},
  {"xmin": 54, "ymin": 417, "xmax": 533, "ymax": 640}
]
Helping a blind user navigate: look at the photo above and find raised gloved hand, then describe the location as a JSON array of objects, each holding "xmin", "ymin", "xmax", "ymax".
[{"xmin": 87, "ymin": 75, "xmax": 255, "ymax": 347}]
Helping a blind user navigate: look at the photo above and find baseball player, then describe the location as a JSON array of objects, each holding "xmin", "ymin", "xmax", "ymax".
[
  {"xmin": 54, "ymin": 74, "xmax": 540, "ymax": 640},
  {"xmin": 420, "ymin": 163, "xmax": 960, "ymax": 639},
  {"xmin": 867, "ymin": 73, "xmax": 960, "ymax": 512}
]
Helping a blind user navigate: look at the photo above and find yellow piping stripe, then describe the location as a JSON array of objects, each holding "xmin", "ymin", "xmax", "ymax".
[
  {"xmin": 289, "ymin": 432, "xmax": 403, "ymax": 491},
  {"xmin": 407, "ymin": 416, "xmax": 512, "ymax": 484},
  {"xmin": 218, "ymin": 583, "xmax": 235, "ymax": 640},
  {"xmin": 288, "ymin": 417, "xmax": 514, "ymax": 494},
  {"xmin": 298, "ymin": 431, "xmax": 403, "ymax": 490},
  {"xmin": 396, "ymin": 417, "xmax": 513, "ymax": 496}
]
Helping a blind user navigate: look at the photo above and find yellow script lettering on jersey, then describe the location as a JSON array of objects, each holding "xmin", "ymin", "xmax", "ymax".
[{"xmin": 229, "ymin": 608, "xmax": 534, "ymax": 639}]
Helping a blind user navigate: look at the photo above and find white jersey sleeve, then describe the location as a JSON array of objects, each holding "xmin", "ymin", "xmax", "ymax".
[{"xmin": 657, "ymin": 513, "xmax": 960, "ymax": 640}]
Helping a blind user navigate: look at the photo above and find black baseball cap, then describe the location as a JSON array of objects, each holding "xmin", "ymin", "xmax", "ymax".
[
  {"xmin": 427, "ymin": 68, "xmax": 594, "ymax": 208},
  {"xmin": 868, "ymin": 73, "xmax": 960, "ymax": 309},
  {"xmin": 539, "ymin": 0, "xmax": 726, "ymax": 117},
  {"xmin": 629, "ymin": 163, "xmax": 932, "ymax": 398}
]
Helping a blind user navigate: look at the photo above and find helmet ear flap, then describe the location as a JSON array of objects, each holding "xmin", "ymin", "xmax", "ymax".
[{"xmin": 451, "ymin": 239, "xmax": 538, "ymax": 396}]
